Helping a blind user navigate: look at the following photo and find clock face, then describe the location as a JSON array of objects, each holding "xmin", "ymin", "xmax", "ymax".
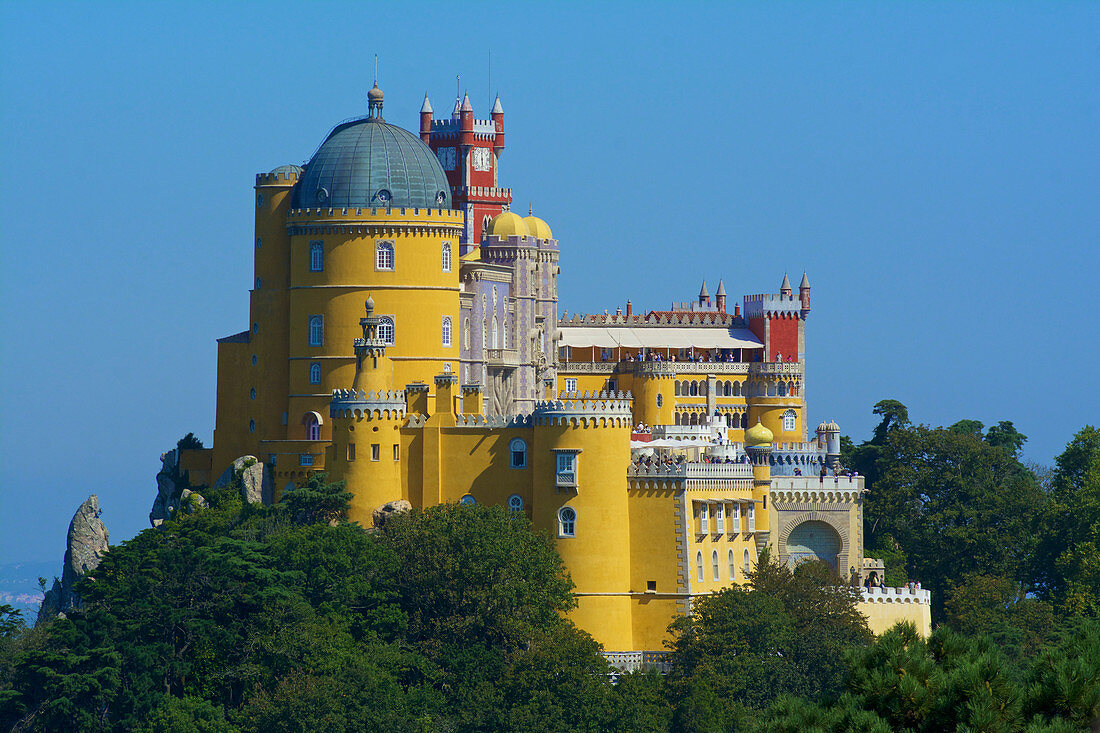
[
  {"xmin": 436, "ymin": 147, "xmax": 456, "ymax": 171},
  {"xmin": 472, "ymin": 147, "xmax": 492, "ymax": 172}
]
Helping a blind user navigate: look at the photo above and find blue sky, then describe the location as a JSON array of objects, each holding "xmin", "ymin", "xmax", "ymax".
[{"xmin": 1, "ymin": 2, "xmax": 1097, "ymax": 565}]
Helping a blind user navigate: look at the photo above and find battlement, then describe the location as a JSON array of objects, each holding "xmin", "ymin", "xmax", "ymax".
[
  {"xmin": 430, "ymin": 118, "xmax": 499, "ymax": 136},
  {"xmin": 560, "ymin": 312, "xmax": 737, "ymax": 326},
  {"xmin": 256, "ymin": 169, "xmax": 302, "ymax": 185},
  {"xmin": 742, "ymin": 293, "xmax": 803, "ymax": 318},
  {"xmin": 860, "ymin": 586, "xmax": 931, "ymax": 605},
  {"xmin": 533, "ymin": 392, "xmax": 634, "ymax": 427},
  {"xmin": 330, "ymin": 388, "xmax": 407, "ymax": 419},
  {"xmin": 452, "ymin": 185, "xmax": 512, "ymax": 200},
  {"xmin": 286, "ymin": 207, "xmax": 464, "ymax": 224}
]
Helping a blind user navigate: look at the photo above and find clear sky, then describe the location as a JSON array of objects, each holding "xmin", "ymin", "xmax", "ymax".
[{"xmin": 1, "ymin": 2, "xmax": 1097, "ymax": 565}]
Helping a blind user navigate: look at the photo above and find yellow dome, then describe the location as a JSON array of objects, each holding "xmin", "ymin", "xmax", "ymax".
[
  {"xmin": 745, "ymin": 420, "xmax": 774, "ymax": 447},
  {"xmin": 524, "ymin": 215, "xmax": 553, "ymax": 240},
  {"xmin": 487, "ymin": 211, "xmax": 530, "ymax": 238}
]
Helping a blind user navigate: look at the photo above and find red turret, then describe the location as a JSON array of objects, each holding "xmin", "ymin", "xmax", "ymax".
[
  {"xmin": 716, "ymin": 279, "xmax": 727, "ymax": 314},
  {"xmin": 799, "ymin": 272, "xmax": 811, "ymax": 313},
  {"xmin": 459, "ymin": 93, "xmax": 474, "ymax": 146},
  {"xmin": 420, "ymin": 93, "xmax": 433, "ymax": 144},
  {"xmin": 492, "ymin": 95, "xmax": 505, "ymax": 164}
]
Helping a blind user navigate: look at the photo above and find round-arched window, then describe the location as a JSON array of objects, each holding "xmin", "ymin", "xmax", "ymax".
[
  {"xmin": 509, "ymin": 438, "xmax": 527, "ymax": 469},
  {"xmin": 558, "ymin": 506, "xmax": 576, "ymax": 537},
  {"xmin": 460, "ymin": 494, "xmax": 476, "ymax": 505},
  {"xmin": 508, "ymin": 494, "xmax": 524, "ymax": 511}
]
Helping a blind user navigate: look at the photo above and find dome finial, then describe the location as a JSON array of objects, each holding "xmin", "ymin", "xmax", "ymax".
[{"xmin": 367, "ymin": 55, "xmax": 384, "ymax": 120}]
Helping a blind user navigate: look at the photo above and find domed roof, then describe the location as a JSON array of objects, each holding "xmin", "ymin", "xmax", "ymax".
[
  {"xmin": 524, "ymin": 214, "xmax": 553, "ymax": 240},
  {"xmin": 293, "ymin": 118, "xmax": 451, "ymax": 210},
  {"xmin": 487, "ymin": 211, "xmax": 530, "ymax": 238},
  {"xmin": 269, "ymin": 164, "xmax": 303, "ymax": 176},
  {"xmin": 745, "ymin": 420, "xmax": 774, "ymax": 447}
]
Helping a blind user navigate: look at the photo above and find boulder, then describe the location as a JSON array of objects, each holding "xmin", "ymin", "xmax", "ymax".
[
  {"xmin": 149, "ymin": 450, "xmax": 178, "ymax": 527},
  {"xmin": 372, "ymin": 499, "xmax": 413, "ymax": 529},
  {"xmin": 213, "ymin": 455, "xmax": 274, "ymax": 505},
  {"xmin": 37, "ymin": 495, "xmax": 109, "ymax": 625},
  {"xmin": 179, "ymin": 488, "xmax": 208, "ymax": 514}
]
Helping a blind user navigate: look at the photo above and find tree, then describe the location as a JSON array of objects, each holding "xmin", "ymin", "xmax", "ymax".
[
  {"xmin": 870, "ymin": 399, "xmax": 909, "ymax": 443},
  {"xmin": 985, "ymin": 420, "xmax": 1027, "ymax": 457}
]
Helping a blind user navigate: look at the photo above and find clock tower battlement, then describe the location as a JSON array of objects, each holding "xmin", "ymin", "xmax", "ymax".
[{"xmin": 420, "ymin": 92, "xmax": 512, "ymax": 247}]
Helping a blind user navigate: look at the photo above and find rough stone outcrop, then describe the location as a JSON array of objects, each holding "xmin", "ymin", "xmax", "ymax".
[
  {"xmin": 372, "ymin": 499, "xmax": 413, "ymax": 529},
  {"xmin": 37, "ymin": 495, "xmax": 109, "ymax": 625},
  {"xmin": 150, "ymin": 449, "xmax": 179, "ymax": 526},
  {"xmin": 179, "ymin": 488, "xmax": 208, "ymax": 514},
  {"xmin": 213, "ymin": 455, "xmax": 274, "ymax": 505}
]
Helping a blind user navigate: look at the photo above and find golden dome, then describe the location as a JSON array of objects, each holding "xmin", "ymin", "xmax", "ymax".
[
  {"xmin": 487, "ymin": 211, "xmax": 530, "ymax": 238},
  {"xmin": 524, "ymin": 214, "xmax": 553, "ymax": 240},
  {"xmin": 745, "ymin": 420, "xmax": 774, "ymax": 447}
]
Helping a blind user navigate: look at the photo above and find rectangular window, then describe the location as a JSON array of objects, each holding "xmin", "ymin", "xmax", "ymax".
[
  {"xmin": 393, "ymin": 444, "xmax": 400, "ymax": 461},
  {"xmin": 607, "ymin": 379, "xmax": 617, "ymax": 393},
  {"xmin": 347, "ymin": 443, "xmax": 355, "ymax": 461},
  {"xmin": 731, "ymin": 503, "xmax": 740, "ymax": 533},
  {"xmin": 269, "ymin": 454, "xmax": 277, "ymax": 466},
  {"xmin": 371, "ymin": 444, "xmax": 380, "ymax": 461},
  {"xmin": 747, "ymin": 503, "xmax": 756, "ymax": 532},
  {"xmin": 555, "ymin": 451, "xmax": 578, "ymax": 488},
  {"xmin": 559, "ymin": 345, "xmax": 572, "ymax": 360},
  {"xmin": 699, "ymin": 502, "xmax": 709, "ymax": 534},
  {"xmin": 715, "ymin": 503, "xmax": 725, "ymax": 533},
  {"xmin": 299, "ymin": 454, "xmax": 313, "ymax": 467},
  {"xmin": 557, "ymin": 453, "xmax": 575, "ymax": 473},
  {"xmin": 564, "ymin": 378, "xmax": 577, "ymax": 393}
]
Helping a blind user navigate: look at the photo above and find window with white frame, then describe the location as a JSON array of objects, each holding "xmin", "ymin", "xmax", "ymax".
[
  {"xmin": 783, "ymin": 409, "xmax": 797, "ymax": 432},
  {"xmin": 729, "ymin": 549, "xmax": 736, "ymax": 581},
  {"xmin": 508, "ymin": 494, "xmax": 524, "ymax": 511},
  {"xmin": 564, "ymin": 378, "xmax": 577, "ymax": 393},
  {"xmin": 308, "ymin": 315, "xmax": 323, "ymax": 346},
  {"xmin": 463, "ymin": 318, "xmax": 471, "ymax": 350},
  {"xmin": 509, "ymin": 438, "xmax": 527, "ymax": 468},
  {"xmin": 299, "ymin": 454, "xmax": 313, "ymax": 467},
  {"xmin": 558, "ymin": 506, "xmax": 576, "ymax": 537},
  {"xmin": 696, "ymin": 551, "xmax": 704, "ymax": 582},
  {"xmin": 309, "ymin": 241, "xmax": 324, "ymax": 272},
  {"xmin": 442, "ymin": 241, "xmax": 452, "ymax": 272},
  {"xmin": 744, "ymin": 548, "xmax": 751, "ymax": 575},
  {"xmin": 375, "ymin": 241, "xmax": 394, "ymax": 270},
  {"xmin": 699, "ymin": 502, "xmax": 709, "ymax": 534},
  {"xmin": 731, "ymin": 502, "xmax": 740, "ymax": 533},
  {"xmin": 309, "ymin": 362, "xmax": 321, "ymax": 385},
  {"xmin": 377, "ymin": 316, "xmax": 394, "ymax": 345},
  {"xmin": 712, "ymin": 550, "xmax": 720, "ymax": 581},
  {"xmin": 491, "ymin": 315, "xmax": 499, "ymax": 349},
  {"xmin": 304, "ymin": 413, "xmax": 321, "ymax": 441},
  {"xmin": 715, "ymin": 503, "xmax": 725, "ymax": 533},
  {"xmin": 442, "ymin": 316, "xmax": 452, "ymax": 347},
  {"xmin": 556, "ymin": 452, "xmax": 575, "ymax": 475},
  {"xmin": 747, "ymin": 502, "xmax": 755, "ymax": 532}
]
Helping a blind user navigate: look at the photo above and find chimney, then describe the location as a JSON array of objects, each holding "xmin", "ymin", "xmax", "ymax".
[{"xmin": 626, "ymin": 300, "xmax": 633, "ymax": 316}]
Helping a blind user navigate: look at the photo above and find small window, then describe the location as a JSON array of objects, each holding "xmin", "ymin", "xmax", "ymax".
[
  {"xmin": 309, "ymin": 315, "xmax": 323, "ymax": 346},
  {"xmin": 729, "ymin": 549, "xmax": 736, "ymax": 580},
  {"xmin": 657, "ymin": 394, "xmax": 663, "ymax": 408},
  {"xmin": 252, "ymin": 322, "xmax": 259, "ymax": 334},
  {"xmin": 508, "ymin": 494, "xmax": 524, "ymax": 511},
  {"xmin": 378, "ymin": 317, "xmax": 394, "ymax": 345},
  {"xmin": 249, "ymin": 419, "xmax": 256, "ymax": 433},
  {"xmin": 556, "ymin": 452, "xmax": 575, "ymax": 474},
  {"xmin": 376, "ymin": 241, "xmax": 395, "ymax": 270},
  {"xmin": 783, "ymin": 409, "xmax": 797, "ymax": 432},
  {"xmin": 304, "ymin": 413, "xmax": 320, "ymax": 441},
  {"xmin": 731, "ymin": 503, "xmax": 740, "ymax": 533},
  {"xmin": 744, "ymin": 549, "xmax": 752, "ymax": 575},
  {"xmin": 309, "ymin": 362, "xmax": 321, "ymax": 385},
  {"xmin": 442, "ymin": 241, "xmax": 452, "ymax": 272},
  {"xmin": 251, "ymin": 354, "xmax": 258, "ymax": 366},
  {"xmin": 460, "ymin": 494, "xmax": 476, "ymax": 505},
  {"xmin": 249, "ymin": 388, "xmax": 256, "ymax": 400},
  {"xmin": 607, "ymin": 379, "xmax": 617, "ymax": 393},
  {"xmin": 299, "ymin": 454, "xmax": 313, "ymax": 467},
  {"xmin": 255, "ymin": 277, "xmax": 262, "ymax": 290},
  {"xmin": 256, "ymin": 237, "xmax": 262, "ymax": 249},
  {"xmin": 712, "ymin": 550, "xmax": 720, "ymax": 581},
  {"xmin": 371, "ymin": 444, "xmax": 380, "ymax": 461},
  {"xmin": 347, "ymin": 443, "xmax": 356, "ymax": 461},
  {"xmin": 442, "ymin": 316, "xmax": 452, "ymax": 348},
  {"xmin": 715, "ymin": 503, "xmax": 724, "ymax": 533},
  {"xmin": 564, "ymin": 378, "xmax": 577, "ymax": 393},
  {"xmin": 558, "ymin": 506, "xmax": 576, "ymax": 537},
  {"xmin": 509, "ymin": 438, "xmax": 527, "ymax": 468},
  {"xmin": 256, "ymin": 193, "xmax": 263, "ymax": 208},
  {"xmin": 696, "ymin": 551, "xmax": 704, "ymax": 582},
  {"xmin": 463, "ymin": 318, "xmax": 471, "ymax": 349},
  {"xmin": 699, "ymin": 503, "xmax": 709, "ymax": 534},
  {"xmin": 393, "ymin": 444, "xmax": 400, "ymax": 461},
  {"xmin": 310, "ymin": 241, "xmax": 324, "ymax": 272},
  {"xmin": 270, "ymin": 454, "xmax": 277, "ymax": 466}
]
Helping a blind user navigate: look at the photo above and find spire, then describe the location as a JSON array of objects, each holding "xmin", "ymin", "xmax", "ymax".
[
  {"xmin": 699, "ymin": 280, "xmax": 709, "ymax": 299},
  {"xmin": 421, "ymin": 93, "xmax": 433, "ymax": 114},
  {"xmin": 780, "ymin": 273, "xmax": 792, "ymax": 295},
  {"xmin": 461, "ymin": 92, "xmax": 473, "ymax": 112},
  {"xmin": 799, "ymin": 272, "xmax": 810, "ymax": 289},
  {"xmin": 715, "ymin": 279, "xmax": 726, "ymax": 296},
  {"xmin": 491, "ymin": 94, "xmax": 504, "ymax": 114}
]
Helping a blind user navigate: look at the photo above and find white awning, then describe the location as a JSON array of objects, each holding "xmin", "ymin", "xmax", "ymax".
[{"xmin": 559, "ymin": 326, "xmax": 763, "ymax": 350}]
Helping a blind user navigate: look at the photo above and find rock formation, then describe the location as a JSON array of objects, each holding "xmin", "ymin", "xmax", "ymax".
[
  {"xmin": 150, "ymin": 449, "xmax": 179, "ymax": 526},
  {"xmin": 213, "ymin": 455, "xmax": 274, "ymax": 505},
  {"xmin": 372, "ymin": 499, "xmax": 413, "ymax": 529},
  {"xmin": 37, "ymin": 495, "xmax": 109, "ymax": 624}
]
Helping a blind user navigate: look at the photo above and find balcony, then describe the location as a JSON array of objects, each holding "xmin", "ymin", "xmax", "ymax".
[
  {"xmin": 556, "ymin": 471, "xmax": 577, "ymax": 489},
  {"xmin": 627, "ymin": 461, "xmax": 753, "ymax": 480},
  {"xmin": 486, "ymin": 348, "xmax": 520, "ymax": 368}
]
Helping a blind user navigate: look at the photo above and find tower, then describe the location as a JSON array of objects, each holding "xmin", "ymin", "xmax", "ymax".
[
  {"xmin": 424, "ymin": 92, "xmax": 511, "ymax": 246},
  {"xmin": 745, "ymin": 420, "xmax": 774, "ymax": 559}
]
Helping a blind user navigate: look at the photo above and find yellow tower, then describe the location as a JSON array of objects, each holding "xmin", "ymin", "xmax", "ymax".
[{"xmin": 745, "ymin": 420, "xmax": 774, "ymax": 559}]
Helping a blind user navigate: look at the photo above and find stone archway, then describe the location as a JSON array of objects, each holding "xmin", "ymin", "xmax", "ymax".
[{"xmin": 785, "ymin": 520, "xmax": 841, "ymax": 572}]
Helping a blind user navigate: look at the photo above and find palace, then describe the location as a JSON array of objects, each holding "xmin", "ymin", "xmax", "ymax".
[{"xmin": 180, "ymin": 84, "xmax": 930, "ymax": 667}]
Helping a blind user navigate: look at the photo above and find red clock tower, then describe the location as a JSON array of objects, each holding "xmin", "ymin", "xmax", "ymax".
[{"xmin": 420, "ymin": 92, "xmax": 512, "ymax": 249}]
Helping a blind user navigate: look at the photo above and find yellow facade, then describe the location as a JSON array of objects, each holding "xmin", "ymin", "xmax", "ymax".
[{"xmin": 192, "ymin": 92, "xmax": 930, "ymax": 667}]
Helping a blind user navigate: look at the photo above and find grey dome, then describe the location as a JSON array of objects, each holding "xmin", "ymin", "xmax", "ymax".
[{"xmin": 293, "ymin": 118, "xmax": 451, "ymax": 210}]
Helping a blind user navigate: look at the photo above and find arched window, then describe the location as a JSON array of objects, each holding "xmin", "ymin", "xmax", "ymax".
[
  {"xmin": 442, "ymin": 316, "xmax": 452, "ymax": 347},
  {"xmin": 303, "ymin": 413, "xmax": 321, "ymax": 441},
  {"xmin": 442, "ymin": 241, "xmax": 452, "ymax": 272},
  {"xmin": 249, "ymin": 388, "xmax": 256, "ymax": 400},
  {"xmin": 376, "ymin": 241, "xmax": 394, "ymax": 270},
  {"xmin": 701, "ymin": 381, "xmax": 708, "ymax": 396},
  {"xmin": 696, "ymin": 551, "xmax": 704, "ymax": 582},
  {"xmin": 741, "ymin": 413, "xmax": 748, "ymax": 429},
  {"xmin": 778, "ymin": 381, "xmax": 787, "ymax": 396},
  {"xmin": 558, "ymin": 507, "xmax": 576, "ymax": 537},
  {"xmin": 463, "ymin": 318, "xmax": 471, "ymax": 349},
  {"xmin": 308, "ymin": 315, "xmax": 323, "ymax": 346},
  {"xmin": 729, "ymin": 549, "xmax": 736, "ymax": 581},
  {"xmin": 509, "ymin": 438, "xmax": 527, "ymax": 469},
  {"xmin": 502, "ymin": 317, "xmax": 508, "ymax": 349},
  {"xmin": 674, "ymin": 412, "xmax": 681, "ymax": 426},
  {"xmin": 712, "ymin": 550, "xmax": 720, "ymax": 581},
  {"xmin": 690, "ymin": 382, "xmax": 698, "ymax": 396},
  {"xmin": 482, "ymin": 318, "xmax": 487, "ymax": 347},
  {"xmin": 783, "ymin": 409, "xmax": 797, "ymax": 432},
  {"xmin": 657, "ymin": 394, "xmax": 663, "ymax": 408},
  {"xmin": 460, "ymin": 494, "xmax": 476, "ymax": 505},
  {"xmin": 508, "ymin": 494, "xmax": 524, "ymax": 511},
  {"xmin": 674, "ymin": 381, "xmax": 681, "ymax": 396},
  {"xmin": 248, "ymin": 419, "xmax": 255, "ymax": 433},
  {"xmin": 309, "ymin": 241, "xmax": 324, "ymax": 272},
  {"xmin": 377, "ymin": 316, "xmax": 394, "ymax": 345},
  {"xmin": 744, "ymin": 549, "xmax": 752, "ymax": 575},
  {"xmin": 733, "ymin": 381, "xmax": 741, "ymax": 397},
  {"xmin": 309, "ymin": 362, "xmax": 321, "ymax": 385},
  {"xmin": 491, "ymin": 315, "xmax": 499, "ymax": 349}
]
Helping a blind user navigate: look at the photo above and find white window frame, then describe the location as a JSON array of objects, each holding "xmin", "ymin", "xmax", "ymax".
[
  {"xmin": 696, "ymin": 551, "xmax": 704, "ymax": 582},
  {"xmin": 564, "ymin": 378, "xmax": 577, "ymax": 393},
  {"xmin": 377, "ymin": 316, "xmax": 395, "ymax": 345},
  {"xmin": 508, "ymin": 494, "xmax": 524, "ymax": 511},
  {"xmin": 729, "ymin": 548, "xmax": 736, "ymax": 581},
  {"xmin": 375, "ymin": 240, "xmax": 395, "ymax": 271},
  {"xmin": 712, "ymin": 550, "xmax": 720, "ymax": 581},
  {"xmin": 715, "ymin": 503, "xmax": 724, "ymax": 533},
  {"xmin": 442, "ymin": 316, "xmax": 452, "ymax": 348},
  {"xmin": 309, "ymin": 241, "xmax": 324, "ymax": 272},
  {"xmin": 558, "ymin": 506, "xmax": 576, "ymax": 537},
  {"xmin": 783, "ymin": 409, "xmax": 797, "ymax": 432},
  {"xmin": 747, "ymin": 502, "xmax": 756, "ymax": 532},
  {"xmin": 309, "ymin": 362, "xmax": 321, "ymax": 385},
  {"xmin": 699, "ymin": 502, "xmax": 709, "ymax": 534},
  {"xmin": 442, "ymin": 241, "xmax": 452, "ymax": 272},
  {"xmin": 744, "ymin": 548, "xmax": 752, "ymax": 575},
  {"xmin": 299, "ymin": 454, "xmax": 313, "ymax": 467},
  {"xmin": 509, "ymin": 438, "xmax": 527, "ymax": 469},
  {"xmin": 308, "ymin": 315, "xmax": 323, "ymax": 347},
  {"xmin": 731, "ymin": 503, "xmax": 740, "ymax": 534}
]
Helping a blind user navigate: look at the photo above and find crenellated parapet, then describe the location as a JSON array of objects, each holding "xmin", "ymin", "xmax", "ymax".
[
  {"xmin": 532, "ymin": 391, "xmax": 634, "ymax": 427},
  {"xmin": 742, "ymin": 293, "xmax": 804, "ymax": 319},
  {"xmin": 330, "ymin": 388, "xmax": 407, "ymax": 419},
  {"xmin": 256, "ymin": 168, "xmax": 302, "ymax": 186},
  {"xmin": 860, "ymin": 586, "xmax": 931, "ymax": 605},
  {"xmin": 285, "ymin": 206, "xmax": 464, "ymax": 237}
]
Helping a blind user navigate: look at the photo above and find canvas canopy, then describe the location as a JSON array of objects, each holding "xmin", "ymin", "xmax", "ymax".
[{"xmin": 559, "ymin": 326, "xmax": 763, "ymax": 350}]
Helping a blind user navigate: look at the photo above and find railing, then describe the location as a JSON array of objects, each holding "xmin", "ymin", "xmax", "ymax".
[
  {"xmin": 749, "ymin": 362, "xmax": 802, "ymax": 376},
  {"xmin": 628, "ymin": 461, "xmax": 753, "ymax": 480},
  {"xmin": 603, "ymin": 651, "xmax": 671, "ymax": 674},
  {"xmin": 485, "ymin": 348, "xmax": 520, "ymax": 368},
  {"xmin": 556, "ymin": 472, "xmax": 577, "ymax": 488},
  {"xmin": 558, "ymin": 361, "xmax": 617, "ymax": 374},
  {"xmin": 553, "ymin": 360, "xmax": 803, "ymax": 378}
]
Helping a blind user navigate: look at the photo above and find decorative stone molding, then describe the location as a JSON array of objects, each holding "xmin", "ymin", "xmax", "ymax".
[{"xmin": 860, "ymin": 586, "xmax": 931, "ymax": 605}]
